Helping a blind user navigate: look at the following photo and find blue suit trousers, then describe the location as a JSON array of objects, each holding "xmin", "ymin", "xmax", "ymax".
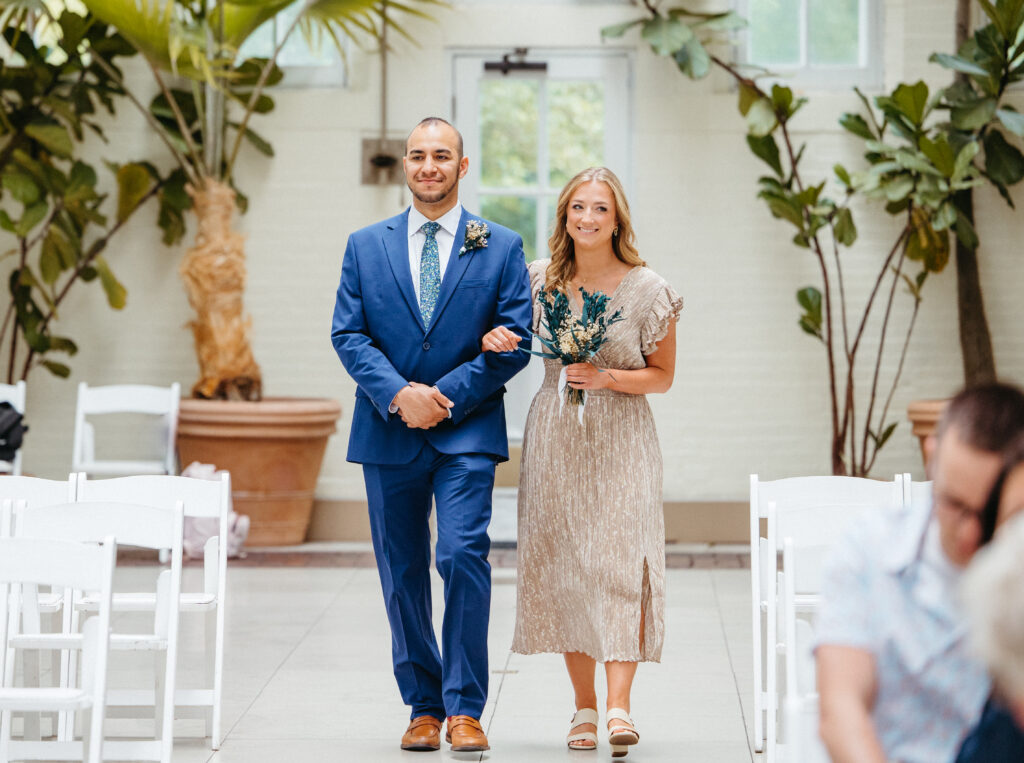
[{"xmin": 363, "ymin": 443, "xmax": 496, "ymax": 721}]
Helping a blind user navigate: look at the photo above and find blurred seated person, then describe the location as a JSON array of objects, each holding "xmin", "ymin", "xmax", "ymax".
[{"xmin": 815, "ymin": 383, "xmax": 1024, "ymax": 763}]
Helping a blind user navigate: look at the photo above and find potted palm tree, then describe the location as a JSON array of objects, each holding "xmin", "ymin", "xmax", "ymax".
[{"xmin": 82, "ymin": 0, "xmax": 438, "ymax": 543}]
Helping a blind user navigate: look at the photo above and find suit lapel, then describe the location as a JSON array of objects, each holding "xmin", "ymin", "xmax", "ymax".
[
  {"xmin": 425, "ymin": 209, "xmax": 473, "ymax": 338},
  {"xmin": 381, "ymin": 210, "xmax": 425, "ymax": 332}
]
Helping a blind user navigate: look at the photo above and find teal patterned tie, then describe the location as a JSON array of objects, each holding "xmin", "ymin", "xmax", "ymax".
[{"xmin": 419, "ymin": 221, "xmax": 441, "ymax": 328}]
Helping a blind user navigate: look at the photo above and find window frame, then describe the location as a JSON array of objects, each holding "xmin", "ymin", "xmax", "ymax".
[
  {"xmin": 735, "ymin": 0, "xmax": 884, "ymax": 92},
  {"xmin": 448, "ymin": 47, "xmax": 634, "ymax": 442}
]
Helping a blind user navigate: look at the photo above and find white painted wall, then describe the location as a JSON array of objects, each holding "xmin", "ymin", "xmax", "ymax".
[{"xmin": 10, "ymin": 0, "xmax": 1024, "ymax": 501}]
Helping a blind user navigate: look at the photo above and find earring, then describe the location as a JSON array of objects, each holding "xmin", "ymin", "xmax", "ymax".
[{"xmin": 613, "ymin": 226, "xmax": 619, "ymax": 236}]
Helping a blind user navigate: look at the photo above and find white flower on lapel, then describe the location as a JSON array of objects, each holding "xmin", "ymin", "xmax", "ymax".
[{"xmin": 459, "ymin": 220, "xmax": 490, "ymax": 256}]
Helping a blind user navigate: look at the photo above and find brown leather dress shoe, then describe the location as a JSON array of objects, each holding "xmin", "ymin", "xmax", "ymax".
[
  {"xmin": 445, "ymin": 715, "xmax": 490, "ymax": 751},
  {"xmin": 401, "ymin": 715, "xmax": 442, "ymax": 751}
]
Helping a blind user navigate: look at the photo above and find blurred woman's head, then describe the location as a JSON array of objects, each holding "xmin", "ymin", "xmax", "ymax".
[{"xmin": 963, "ymin": 512, "xmax": 1024, "ymax": 727}]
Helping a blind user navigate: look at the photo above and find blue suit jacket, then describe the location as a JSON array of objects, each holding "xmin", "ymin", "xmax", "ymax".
[{"xmin": 331, "ymin": 208, "xmax": 532, "ymax": 465}]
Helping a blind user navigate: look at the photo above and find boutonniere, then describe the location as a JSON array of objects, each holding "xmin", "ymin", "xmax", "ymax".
[{"xmin": 459, "ymin": 220, "xmax": 490, "ymax": 256}]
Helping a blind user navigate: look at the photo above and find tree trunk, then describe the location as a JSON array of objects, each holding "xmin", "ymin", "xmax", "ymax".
[
  {"xmin": 953, "ymin": 0, "xmax": 998, "ymax": 386},
  {"xmin": 179, "ymin": 179, "xmax": 263, "ymax": 400},
  {"xmin": 953, "ymin": 190, "xmax": 997, "ymax": 385}
]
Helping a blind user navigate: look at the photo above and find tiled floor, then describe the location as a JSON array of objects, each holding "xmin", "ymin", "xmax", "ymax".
[{"xmin": 87, "ymin": 554, "xmax": 761, "ymax": 762}]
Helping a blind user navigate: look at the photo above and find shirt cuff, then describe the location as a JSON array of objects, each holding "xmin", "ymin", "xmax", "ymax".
[{"xmin": 434, "ymin": 385, "xmax": 452, "ymax": 418}]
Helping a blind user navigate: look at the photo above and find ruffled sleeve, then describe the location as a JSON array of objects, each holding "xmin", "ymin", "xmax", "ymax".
[
  {"xmin": 639, "ymin": 276, "xmax": 683, "ymax": 356},
  {"xmin": 527, "ymin": 258, "xmax": 550, "ymax": 334}
]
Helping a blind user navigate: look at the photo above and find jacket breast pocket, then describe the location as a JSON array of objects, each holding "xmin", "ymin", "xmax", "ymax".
[{"xmin": 458, "ymin": 279, "xmax": 491, "ymax": 289}]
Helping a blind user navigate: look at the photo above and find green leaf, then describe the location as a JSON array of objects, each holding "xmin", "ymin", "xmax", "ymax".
[
  {"xmin": 40, "ymin": 233, "xmax": 63, "ymax": 284},
  {"xmin": 997, "ymin": 107, "xmax": 1024, "ymax": 137},
  {"xmin": 674, "ymin": 37, "xmax": 710, "ymax": 79},
  {"xmin": 834, "ymin": 207, "xmax": 857, "ymax": 246},
  {"xmin": 796, "ymin": 286, "xmax": 823, "ymax": 341},
  {"xmin": 894, "ymin": 149, "xmax": 943, "ymax": 176},
  {"xmin": 24, "ymin": 122, "xmax": 73, "ymax": 158},
  {"xmin": 954, "ymin": 140, "xmax": 981, "ymax": 181},
  {"xmin": 746, "ymin": 134, "xmax": 783, "ymax": 178},
  {"xmin": 933, "ymin": 201, "xmax": 958, "ymax": 231},
  {"xmin": 883, "ymin": 175, "xmax": 915, "ymax": 202},
  {"xmin": 641, "ymin": 15, "xmax": 693, "ymax": 55},
  {"xmin": 40, "ymin": 360, "xmax": 71, "ymax": 378},
  {"xmin": 600, "ymin": 18, "xmax": 645, "ymax": 39},
  {"xmin": 115, "ymin": 163, "xmax": 154, "ymax": 222},
  {"xmin": 47, "ymin": 335, "xmax": 78, "ymax": 356},
  {"xmin": 763, "ymin": 193, "xmax": 804, "ymax": 228},
  {"xmin": 834, "ymin": 163, "xmax": 852, "ymax": 188},
  {"xmin": 869, "ymin": 421, "xmax": 899, "ymax": 450},
  {"xmin": 237, "ymin": 125, "xmax": 274, "ymax": 157},
  {"xmin": 952, "ymin": 97, "xmax": 998, "ymax": 130},
  {"xmin": 929, "ymin": 52, "xmax": 991, "ymax": 77},
  {"xmin": 839, "ymin": 112, "xmax": 874, "ymax": 140},
  {"xmin": 738, "ymin": 82, "xmax": 761, "ymax": 117},
  {"xmin": 984, "ymin": 130, "xmax": 1024, "ymax": 186},
  {"xmin": 919, "ymin": 135, "xmax": 957, "ymax": 177},
  {"xmin": 905, "ymin": 210, "xmax": 950, "ymax": 272},
  {"xmin": 746, "ymin": 98, "xmax": 778, "ymax": 137},
  {"xmin": 0, "ymin": 210, "xmax": 14, "ymax": 233},
  {"xmin": 892, "ymin": 81, "xmax": 930, "ymax": 128},
  {"xmin": 92, "ymin": 256, "xmax": 127, "ymax": 309},
  {"xmin": 2, "ymin": 171, "xmax": 41, "ymax": 205},
  {"xmin": 15, "ymin": 201, "xmax": 48, "ymax": 237},
  {"xmin": 955, "ymin": 209, "xmax": 980, "ymax": 250}
]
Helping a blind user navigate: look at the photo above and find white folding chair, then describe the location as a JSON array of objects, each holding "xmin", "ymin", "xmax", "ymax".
[
  {"xmin": 0, "ymin": 476, "xmax": 77, "ymax": 738},
  {"xmin": 781, "ymin": 537, "xmax": 831, "ymax": 763},
  {"xmin": 902, "ymin": 472, "xmax": 933, "ymax": 508},
  {"xmin": 71, "ymin": 383, "xmax": 180, "ymax": 477},
  {"xmin": 15, "ymin": 501, "xmax": 184, "ymax": 763},
  {"xmin": 76, "ymin": 473, "xmax": 230, "ymax": 749},
  {"xmin": 0, "ymin": 382, "xmax": 26, "ymax": 476},
  {"xmin": 749, "ymin": 474, "xmax": 904, "ymax": 754},
  {"xmin": 0, "ymin": 534, "xmax": 116, "ymax": 763}
]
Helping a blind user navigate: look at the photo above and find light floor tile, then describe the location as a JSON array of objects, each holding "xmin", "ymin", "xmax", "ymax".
[{"xmin": 82, "ymin": 565, "xmax": 763, "ymax": 761}]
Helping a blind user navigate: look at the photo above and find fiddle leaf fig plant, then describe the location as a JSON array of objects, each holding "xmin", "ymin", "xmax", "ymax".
[
  {"xmin": 605, "ymin": 0, "xmax": 1023, "ymax": 476},
  {"xmin": 0, "ymin": 6, "xmax": 179, "ymax": 384}
]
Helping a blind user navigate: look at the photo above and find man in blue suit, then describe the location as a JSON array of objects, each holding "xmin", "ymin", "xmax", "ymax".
[{"xmin": 331, "ymin": 117, "xmax": 532, "ymax": 753}]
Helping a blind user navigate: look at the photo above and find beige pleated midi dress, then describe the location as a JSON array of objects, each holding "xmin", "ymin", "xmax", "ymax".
[{"xmin": 511, "ymin": 258, "xmax": 683, "ymax": 663}]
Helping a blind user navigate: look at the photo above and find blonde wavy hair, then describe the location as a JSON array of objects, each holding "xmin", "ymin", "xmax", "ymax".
[{"xmin": 545, "ymin": 167, "xmax": 645, "ymax": 294}]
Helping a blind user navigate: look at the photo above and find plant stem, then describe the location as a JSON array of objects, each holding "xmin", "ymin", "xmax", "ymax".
[
  {"xmin": 149, "ymin": 62, "xmax": 208, "ymax": 182},
  {"xmin": 860, "ymin": 232, "xmax": 910, "ymax": 470},
  {"xmin": 224, "ymin": 2, "xmax": 310, "ymax": 180},
  {"xmin": 89, "ymin": 53, "xmax": 199, "ymax": 185},
  {"xmin": 20, "ymin": 182, "xmax": 164, "ymax": 377},
  {"xmin": 867, "ymin": 276, "xmax": 920, "ymax": 475}
]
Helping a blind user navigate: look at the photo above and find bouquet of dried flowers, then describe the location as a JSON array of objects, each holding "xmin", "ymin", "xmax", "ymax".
[{"xmin": 524, "ymin": 287, "xmax": 624, "ymax": 410}]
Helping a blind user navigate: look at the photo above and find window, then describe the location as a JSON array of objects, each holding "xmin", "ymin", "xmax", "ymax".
[
  {"xmin": 737, "ymin": 0, "xmax": 882, "ymax": 90},
  {"xmin": 452, "ymin": 50, "xmax": 632, "ymax": 440},
  {"xmin": 238, "ymin": 5, "xmax": 347, "ymax": 88}
]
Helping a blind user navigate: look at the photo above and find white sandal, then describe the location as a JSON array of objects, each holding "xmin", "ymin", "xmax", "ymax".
[
  {"xmin": 566, "ymin": 708, "xmax": 599, "ymax": 751},
  {"xmin": 606, "ymin": 707, "xmax": 639, "ymax": 758}
]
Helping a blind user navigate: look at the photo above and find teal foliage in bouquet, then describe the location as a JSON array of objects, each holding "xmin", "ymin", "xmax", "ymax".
[{"xmin": 525, "ymin": 287, "xmax": 624, "ymax": 407}]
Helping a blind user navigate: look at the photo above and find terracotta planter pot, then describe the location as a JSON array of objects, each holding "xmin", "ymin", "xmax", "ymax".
[
  {"xmin": 177, "ymin": 397, "xmax": 342, "ymax": 546},
  {"xmin": 907, "ymin": 398, "xmax": 949, "ymax": 471}
]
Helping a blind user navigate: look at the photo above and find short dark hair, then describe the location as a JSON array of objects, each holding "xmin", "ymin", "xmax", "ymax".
[
  {"xmin": 406, "ymin": 117, "xmax": 464, "ymax": 158},
  {"xmin": 937, "ymin": 382, "xmax": 1024, "ymax": 453}
]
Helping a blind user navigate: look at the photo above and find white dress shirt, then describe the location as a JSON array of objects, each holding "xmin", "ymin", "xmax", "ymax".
[{"xmin": 407, "ymin": 202, "xmax": 463, "ymax": 302}]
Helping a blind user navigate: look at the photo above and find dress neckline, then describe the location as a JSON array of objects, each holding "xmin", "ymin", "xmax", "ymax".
[{"xmin": 568, "ymin": 266, "xmax": 640, "ymax": 313}]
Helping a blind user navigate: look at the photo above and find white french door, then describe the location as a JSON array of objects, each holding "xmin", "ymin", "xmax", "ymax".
[{"xmin": 451, "ymin": 49, "xmax": 632, "ymax": 440}]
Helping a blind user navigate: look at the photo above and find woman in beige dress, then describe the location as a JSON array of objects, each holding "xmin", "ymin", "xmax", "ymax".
[{"xmin": 481, "ymin": 167, "xmax": 681, "ymax": 757}]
